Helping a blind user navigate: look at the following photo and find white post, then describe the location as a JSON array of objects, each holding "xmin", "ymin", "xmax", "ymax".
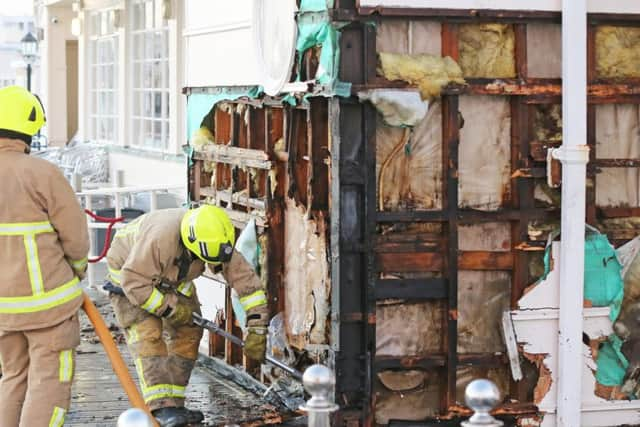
[
  {"xmin": 553, "ymin": 0, "xmax": 589, "ymax": 425},
  {"xmin": 114, "ymin": 170, "xmax": 125, "ymax": 218},
  {"xmin": 86, "ymin": 194, "xmax": 95, "ymax": 288},
  {"xmin": 150, "ymin": 191, "xmax": 159, "ymax": 212}
]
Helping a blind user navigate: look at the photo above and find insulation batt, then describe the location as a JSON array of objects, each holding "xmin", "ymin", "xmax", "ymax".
[
  {"xmin": 378, "ymin": 52, "xmax": 465, "ymax": 100},
  {"xmin": 596, "ymin": 26, "xmax": 640, "ymax": 78},
  {"xmin": 458, "ymin": 24, "xmax": 516, "ymax": 78}
]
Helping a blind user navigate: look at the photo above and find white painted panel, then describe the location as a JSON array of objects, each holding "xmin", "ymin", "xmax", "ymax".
[
  {"xmin": 185, "ymin": 29, "xmax": 260, "ymax": 87},
  {"xmin": 185, "ymin": 0, "xmax": 253, "ymax": 32},
  {"xmin": 194, "ymin": 276, "xmax": 227, "ymax": 355},
  {"xmin": 358, "ymin": 0, "xmax": 640, "ymax": 13}
]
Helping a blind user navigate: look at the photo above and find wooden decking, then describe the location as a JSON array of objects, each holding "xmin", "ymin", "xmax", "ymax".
[{"xmin": 67, "ymin": 290, "xmax": 286, "ymax": 426}]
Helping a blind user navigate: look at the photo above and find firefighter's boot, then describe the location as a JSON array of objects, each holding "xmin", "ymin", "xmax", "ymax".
[{"xmin": 151, "ymin": 407, "xmax": 190, "ymax": 427}]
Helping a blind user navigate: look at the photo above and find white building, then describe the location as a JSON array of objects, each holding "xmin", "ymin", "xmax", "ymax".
[
  {"xmin": 0, "ymin": 15, "xmax": 39, "ymax": 90},
  {"xmin": 35, "ymin": 0, "xmax": 185, "ymax": 187}
]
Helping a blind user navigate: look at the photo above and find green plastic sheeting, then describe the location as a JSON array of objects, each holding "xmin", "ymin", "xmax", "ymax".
[
  {"xmin": 296, "ymin": 0, "xmax": 351, "ymax": 97},
  {"xmin": 539, "ymin": 226, "xmax": 627, "ymax": 390},
  {"xmin": 186, "ymin": 87, "xmax": 263, "ymax": 139},
  {"xmin": 541, "ymin": 227, "xmax": 624, "ymax": 321},
  {"xmin": 299, "ymin": 0, "xmax": 333, "ymax": 12},
  {"xmin": 595, "ymin": 334, "xmax": 629, "ymax": 387}
]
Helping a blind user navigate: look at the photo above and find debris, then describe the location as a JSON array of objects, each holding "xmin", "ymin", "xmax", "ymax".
[
  {"xmin": 377, "ymin": 52, "xmax": 465, "ymax": 100},
  {"xmin": 190, "ymin": 126, "xmax": 215, "ymax": 151},
  {"xmin": 458, "ymin": 24, "xmax": 516, "ymax": 78},
  {"xmin": 358, "ymin": 89, "xmax": 429, "ymax": 127},
  {"xmin": 596, "ymin": 26, "xmax": 640, "ymax": 78}
]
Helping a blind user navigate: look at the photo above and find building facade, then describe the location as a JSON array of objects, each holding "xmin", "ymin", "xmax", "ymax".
[{"xmin": 35, "ymin": 0, "xmax": 185, "ymax": 188}]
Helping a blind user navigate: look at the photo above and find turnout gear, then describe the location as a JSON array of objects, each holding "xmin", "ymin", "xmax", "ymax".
[
  {"xmin": 244, "ymin": 326, "xmax": 268, "ymax": 362},
  {"xmin": 0, "ymin": 128, "xmax": 89, "ymax": 427},
  {"xmin": 106, "ymin": 208, "xmax": 268, "ymax": 412},
  {"xmin": 180, "ymin": 205, "xmax": 235, "ymax": 265},
  {"xmin": 0, "ymin": 86, "xmax": 46, "ymax": 144}
]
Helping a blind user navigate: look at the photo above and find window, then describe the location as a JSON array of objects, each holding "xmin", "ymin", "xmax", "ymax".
[
  {"xmin": 130, "ymin": 0, "xmax": 170, "ymax": 151},
  {"xmin": 88, "ymin": 10, "xmax": 119, "ymax": 143}
]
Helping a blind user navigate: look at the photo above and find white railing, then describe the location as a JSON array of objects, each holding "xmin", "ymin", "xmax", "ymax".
[{"xmin": 72, "ymin": 172, "xmax": 185, "ymax": 288}]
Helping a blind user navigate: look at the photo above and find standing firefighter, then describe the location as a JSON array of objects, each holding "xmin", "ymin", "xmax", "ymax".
[
  {"xmin": 0, "ymin": 86, "xmax": 90, "ymax": 427},
  {"xmin": 106, "ymin": 205, "xmax": 268, "ymax": 427}
]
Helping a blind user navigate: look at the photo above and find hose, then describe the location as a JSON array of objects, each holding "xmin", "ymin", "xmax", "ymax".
[{"xmin": 84, "ymin": 209, "xmax": 124, "ymax": 262}]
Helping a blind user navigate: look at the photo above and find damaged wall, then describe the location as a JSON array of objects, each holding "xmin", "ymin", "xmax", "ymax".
[
  {"xmin": 458, "ymin": 24, "xmax": 516, "ymax": 78},
  {"xmin": 459, "ymin": 96, "xmax": 512, "ymax": 211},
  {"xmin": 283, "ymin": 198, "xmax": 330, "ymax": 350},
  {"xmin": 596, "ymin": 26, "xmax": 640, "ymax": 79},
  {"xmin": 595, "ymin": 104, "xmax": 640, "ymax": 208},
  {"xmin": 527, "ymin": 24, "xmax": 562, "ymax": 79},
  {"xmin": 375, "ymin": 102, "xmax": 443, "ymax": 211},
  {"xmin": 375, "ymin": 370, "xmax": 441, "ymax": 425},
  {"xmin": 458, "ymin": 223, "xmax": 512, "ymax": 353}
]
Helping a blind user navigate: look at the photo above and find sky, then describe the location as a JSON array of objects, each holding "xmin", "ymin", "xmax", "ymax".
[{"xmin": 0, "ymin": 0, "xmax": 34, "ymax": 17}]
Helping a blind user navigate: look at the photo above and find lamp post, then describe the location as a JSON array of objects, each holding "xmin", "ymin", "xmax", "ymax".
[{"xmin": 20, "ymin": 32, "xmax": 38, "ymax": 92}]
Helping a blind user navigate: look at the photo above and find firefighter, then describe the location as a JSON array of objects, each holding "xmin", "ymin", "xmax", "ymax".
[
  {"xmin": 0, "ymin": 86, "xmax": 90, "ymax": 427},
  {"xmin": 105, "ymin": 205, "xmax": 268, "ymax": 427}
]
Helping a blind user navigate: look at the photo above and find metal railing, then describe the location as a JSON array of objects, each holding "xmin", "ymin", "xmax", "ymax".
[
  {"xmin": 116, "ymin": 363, "xmax": 501, "ymax": 427},
  {"xmin": 73, "ymin": 172, "xmax": 184, "ymax": 288}
]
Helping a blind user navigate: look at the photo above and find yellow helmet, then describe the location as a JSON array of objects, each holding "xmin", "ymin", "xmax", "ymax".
[
  {"xmin": 0, "ymin": 86, "xmax": 46, "ymax": 144},
  {"xmin": 181, "ymin": 205, "xmax": 235, "ymax": 265}
]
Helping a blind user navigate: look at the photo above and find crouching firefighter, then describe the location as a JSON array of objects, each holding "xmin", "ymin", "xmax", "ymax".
[
  {"xmin": 105, "ymin": 205, "xmax": 269, "ymax": 427},
  {"xmin": 0, "ymin": 86, "xmax": 90, "ymax": 427}
]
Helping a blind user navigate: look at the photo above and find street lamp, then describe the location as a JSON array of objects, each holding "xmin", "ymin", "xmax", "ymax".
[{"xmin": 20, "ymin": 32, "xmax": 38, "ymax": 91}]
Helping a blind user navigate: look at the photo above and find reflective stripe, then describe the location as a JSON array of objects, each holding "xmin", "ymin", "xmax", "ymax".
[
  {"xmin": 135, "ymin": 359, "xmax": 186, "ymax": 403},
  {"xmin": 143, "ymin": 384, "xmax": 186, "ymax": 402},
  {"xmin": 48, "ymin": 407, "xmax": 66, "ymax": 427},
  {"xmin": 177, "ymin": 281, "xmax": 194, "ymax": 298},
  {"xmin": 24, "ymin": 235, "xmax": 45, "ymax": 295},
  {"xmin": 0, "ymin": 221, "xmax": 54, "ymax": 236},
  {"xmin": 127, "ymin": 325, "xmax": 139, "ymax": 344},
  {"xmin": 0, "ymin": 221, "xmax": 56, "ymax": 300},
  {"xmin": 70, "ymin": 257, "xmax": 88, "ymax": 270},
  {"xmin": 0, "ymin": 277, "xmax": 82, "ymax": 314},
  {"xmin": 140, "ymin": 288, "xmax": 164, "ymax": 315},
  {"xmin": 59, "ymin": 350, "xmax": 73, "ymax": 382},
  {"xmin": 240, "ymin": 290, "xmax": 267, "ymax": 312},
  {"xmin": 108, "ymin": 267, "xmax": 122, "ymax": 285},
  {"xmin": 115, "ymin": 220, "xmax": 141, "ymax": 238}
]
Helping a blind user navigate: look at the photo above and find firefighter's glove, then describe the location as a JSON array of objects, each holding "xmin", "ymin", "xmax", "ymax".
[
  {"xmin": 166, "ymin": 302, "xmax": 194, "ymax": 327},
  {"xmin": 244, "ymin": 326, "xmax": 267, "ymax": 362}
]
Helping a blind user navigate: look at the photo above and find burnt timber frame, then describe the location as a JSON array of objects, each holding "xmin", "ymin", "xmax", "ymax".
[
  {"xmin": 333, "ymin": 4, "xmax": 640, "ymax": 426},
  {"xmin": 185, "ymin": 5, "xmax": 640, "ymax": 426}
]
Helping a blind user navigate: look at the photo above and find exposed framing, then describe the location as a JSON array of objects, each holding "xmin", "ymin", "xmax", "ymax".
[{"xmin": 335, "ymin": 6, "xmax": 640, "ymax": 426}]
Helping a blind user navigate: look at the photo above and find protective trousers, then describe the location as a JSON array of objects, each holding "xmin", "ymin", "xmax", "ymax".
[
  {"xmin": 0, "ymin": 314, "xmax": 80, "ymax": 427},
  {"xmin": 111, "ymin": 291, "xmax": 203, "ymax": 410}
]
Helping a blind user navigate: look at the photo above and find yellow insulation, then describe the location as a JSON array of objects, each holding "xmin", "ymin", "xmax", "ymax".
[
  {"xmin": 458, "ymin": 24, "xmax": 516, "ymax": 78},
  {"xmin": 378, "ymin": 52, "xmax": 465, "ymax": 100},
  {"xmin": 596, "ymin": 26, "xmax": 640, "ymax": 78}
]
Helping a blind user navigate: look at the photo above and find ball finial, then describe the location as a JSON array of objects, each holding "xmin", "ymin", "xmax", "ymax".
[
  {"xmin": 300, "ymin": 364, "xmax": 339, "ymax": 412},
  {"xmin": 117, "ymin": 408, "xmax": 155, "ymax": 427},
  {"xmin": 461, "ymin": 379, "xmax": 503, "ymax": 427}
]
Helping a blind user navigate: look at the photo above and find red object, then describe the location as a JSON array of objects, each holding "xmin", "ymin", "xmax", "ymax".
[{"xmin": 84, "ymin": 209, "xmax": 125, "ymax": 263}]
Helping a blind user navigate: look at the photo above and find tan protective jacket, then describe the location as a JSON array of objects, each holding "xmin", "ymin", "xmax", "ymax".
[
  {"xmin": 106, "ymin": 208, "xmax": 266, "ymax": 323},
  {"xmin": 0, "ymin": 139, "xmax": 90, "ymax": 331}
]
